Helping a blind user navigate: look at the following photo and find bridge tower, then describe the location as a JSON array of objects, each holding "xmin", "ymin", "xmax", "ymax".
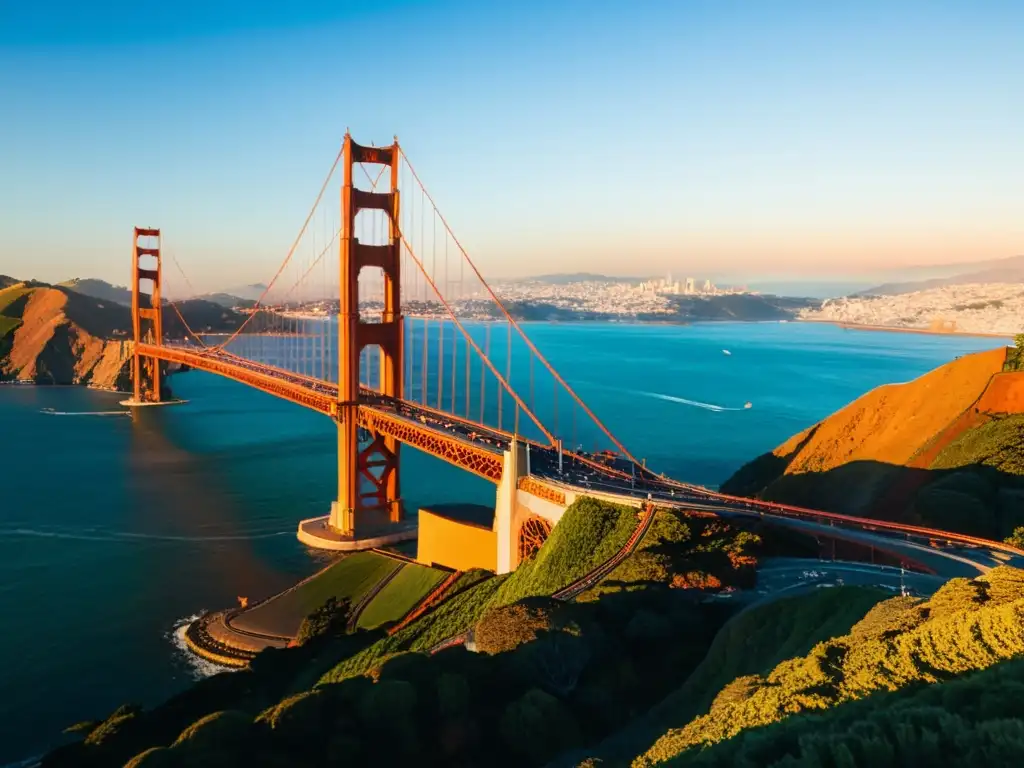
[
  {"xmin": 130, "ymin": 227, "xmax": 164, "ymax": 403},
  {"xmin": 331, "ymin": 134, "xmax": 403, "ymax": 536}
]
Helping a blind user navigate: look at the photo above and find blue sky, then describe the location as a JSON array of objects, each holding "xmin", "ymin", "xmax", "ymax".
[{"xmin": 1, "ymin": 0, "xmax": 1021, "ymax": 291}]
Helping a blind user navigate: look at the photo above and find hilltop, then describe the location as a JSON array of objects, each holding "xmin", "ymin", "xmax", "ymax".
[
  {"xmin": 0, "ymin": 278, "xmax": 249, "ymax": 388},
  {"xmin": 858, "ymin": 254, "xmax": 1024, "ymax": 296},
  {"xmin": 723, "ymin": 345, "xmax": 1024, "ymax": 541},
  {"xmin": 59, "ymin": 278, "xmax": 134, "ymax": 306}
]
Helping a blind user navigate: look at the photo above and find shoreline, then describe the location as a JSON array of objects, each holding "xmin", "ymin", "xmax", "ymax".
[{"xmin": 796, "ymin": 318, "xmax": 1014, "ymax": 340}]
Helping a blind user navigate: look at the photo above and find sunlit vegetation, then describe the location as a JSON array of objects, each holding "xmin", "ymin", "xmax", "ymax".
[
  {"xmin": 1006, "ymin": 335, "xmax": 1024, "ymax": 371},
  {"xmin": 635, "ymin": 567, "xmax": 1024, "ymax": 765},
  {"xmin": 0, "ymin": 284, "xmax": 33, "ymax": 340},
  {"xmin": 355, "ymin": 562, "xmax": 447, "ymax": 630},
  {"xmin": 232, "ymin": 552, "xmax": 397, "ymax": 637},
  {"xmin": 46, "ymin": 498, "xmax": 761, "ymax": 768},
  {"xmin": 320, "ymin": 497, "xmax": 640, "ymax": 683},
  {"xmin": 295, "ymin": 596, "xmax": 351, "ymax": 645}
]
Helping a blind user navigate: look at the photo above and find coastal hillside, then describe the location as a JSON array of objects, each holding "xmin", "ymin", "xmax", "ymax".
[
  {"xmin": 42, "ymin": 499, "xmax": 767, "ymax": 768},
  {"xmin": 0, "ymin": 282, "xmax": 131, "ymax": 388},
  {"xmin": 633, "ymin": 566, "xmax": 1024, "ymax": 765},
  {"xmin": 723, "ymin": 346, "xmax": 1024, "ymax": 540},
  {"xmin": 0, "ymin": 279, "xmax": 249, "ymax": 388},
  {"xmin": 59, "ymin": 277, "xmax": 134, "ymax": 306}
]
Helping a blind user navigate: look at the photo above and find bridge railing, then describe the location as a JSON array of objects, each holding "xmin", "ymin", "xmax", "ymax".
[{"xmin": 705, "ymin": 490, "xmax": 1024, "ymax": 558}]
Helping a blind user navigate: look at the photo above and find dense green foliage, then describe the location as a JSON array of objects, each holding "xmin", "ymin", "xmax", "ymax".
[
  {"xmin": 932, "ymin": 414, "xmax": 1024, "ymax": 477},
  {"xmin": 47, "ymin": 499, "xmax": 761, "ymax": 767},
  {"xmin": 1005, "ymin": 526, "xmax": 1024, "ymax": 548},
  {"xmin": 0, "ymin": 284, "xmax": 32, "ymax": 340},
  {"xmin": 355, "ymin": 563, "xmax": 447, "ymax": 630},
  {"xmin": 581, "ymin": 586, "xmax": 887, "ymax": 765},
  {"xmin": 636, "ymin": 567, "xmax": 1024, "ymax": 765},
  {"xmin": 663, "ymin": 656, "xmax": 1024, "ymax": 767},
  {"xmin": 321, "ymin": 497, "xmax": 639, "ymax": 683},
  {"xmin": 295, "ymin": 597, "xmax": 351, "ymax": 645},
  {"xmin": 918, "ymin": 414, "xmax": 1024, "ymax": 538},
  {"xmin": 1006, "ymin": 335, "xmax": 1024, "ymax": 371}
]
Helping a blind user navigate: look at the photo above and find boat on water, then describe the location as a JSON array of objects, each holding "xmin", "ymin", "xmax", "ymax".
[
  {"xmin": 744, "ymin": 402, "xmax": 752, "ymax": 409},
  {"xmin": 722, "ymin": 349, "xmax": 732, "ymax": 356}
]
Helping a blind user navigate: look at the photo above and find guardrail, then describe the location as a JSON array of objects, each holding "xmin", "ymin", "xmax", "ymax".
[{"xmin": 707, "ymin": 491, "xmax": 1024, "ymax": 558}]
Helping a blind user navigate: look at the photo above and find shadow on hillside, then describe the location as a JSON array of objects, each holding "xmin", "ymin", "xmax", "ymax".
[{"xmin": 727, "ymin": 457, "xmax": 1024, "ymax": 542}]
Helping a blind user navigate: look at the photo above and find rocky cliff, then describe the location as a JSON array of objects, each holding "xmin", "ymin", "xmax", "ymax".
[{"xmin": 0, "ymin": 283, "xmax": 133, "ymax": 388}]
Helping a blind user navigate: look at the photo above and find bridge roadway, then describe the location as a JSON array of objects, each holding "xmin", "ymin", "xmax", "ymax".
[{"xmin": 140, "ymin": 343, "xmax": 1024, "ymax": 577}]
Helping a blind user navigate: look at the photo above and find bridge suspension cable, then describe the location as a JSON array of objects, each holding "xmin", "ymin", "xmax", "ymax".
[{"xmin": 397, "ymin": 146, "xmax": 641, "ymax": 466}]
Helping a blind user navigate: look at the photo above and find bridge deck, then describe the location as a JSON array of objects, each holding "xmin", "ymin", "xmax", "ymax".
[{"xmin": 136, "ymin": 342, "xmax": 1024, "ymax": 569}]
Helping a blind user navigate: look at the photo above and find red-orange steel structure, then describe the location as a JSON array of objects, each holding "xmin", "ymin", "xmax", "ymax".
[
  {"xmin": 131, "ymin": 227, "xmax": 163, "ymax": 403},
  {"xmin": 337, "ymin": 134, "xmax": 403, "ymax": 535}
]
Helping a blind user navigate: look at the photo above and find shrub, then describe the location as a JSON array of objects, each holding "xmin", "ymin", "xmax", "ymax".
[{"xmin": 295, "ymin": 596, "xmax": 352, "ymax": 645}]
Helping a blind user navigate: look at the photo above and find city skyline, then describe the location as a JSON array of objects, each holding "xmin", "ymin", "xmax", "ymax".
[{"xmin": 2, "ymin": 0, "xmax": 1022, "ymax": 292}]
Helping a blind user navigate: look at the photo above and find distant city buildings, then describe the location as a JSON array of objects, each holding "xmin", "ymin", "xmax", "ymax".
[
  {"xmin": 799, "ymin": 283, "xmax": 1024, "ymax": 335},
  {"xmin": 636, "ymin": 272, "xmax": 742, "ymax": 297}
]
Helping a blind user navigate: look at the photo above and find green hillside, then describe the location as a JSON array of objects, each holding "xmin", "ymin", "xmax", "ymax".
[
  {"xmin": 0, "ymin": 284, "xmax": 34, "ymax": 340},
  {"xmin": 355, "ymin": 563, "xmax": 448, "ymax": 630},
  {"xmin": 44, "ymin": 498, "xmax": 764, "ymax": 768},
  {"xmin": 636, "ymin": 567, "xmax": 1024, "ymax": 765}
]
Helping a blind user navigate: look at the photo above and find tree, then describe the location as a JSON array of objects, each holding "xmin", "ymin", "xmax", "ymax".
[
  {"xmin": 295, "ymin": 597, "xmax": 352, "ymax": 645},
  {"xmin": 1005, "ymin": 526, "xmax": 1024, "ymax": 549},
  {"xmin": 1016, "ymin": 333, "xmax": 1024, "ymax": 351}
]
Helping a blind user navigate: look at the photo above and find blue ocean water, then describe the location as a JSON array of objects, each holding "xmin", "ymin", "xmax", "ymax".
[{"xmin": 0, "ymin": 321, "xmax": 1005, "ymax": 762}]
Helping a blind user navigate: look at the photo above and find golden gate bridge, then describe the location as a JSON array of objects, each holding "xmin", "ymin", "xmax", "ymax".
[{"xmin": 125, "ymin": 134, "xmax": 1023, "ymax": 576}]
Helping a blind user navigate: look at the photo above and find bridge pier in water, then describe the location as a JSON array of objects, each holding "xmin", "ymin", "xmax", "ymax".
[{"xmin": 298, "ymin": 134, "xmax": 413, "ymax": 551}]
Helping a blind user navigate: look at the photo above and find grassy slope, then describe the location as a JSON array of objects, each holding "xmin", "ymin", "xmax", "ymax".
[
  {"xmin": 355, "ymin": 563, "xmax": 447, "ymax": 630},
  {"xmin": 931, "ymin": 413, "xmax": 1024, "ymax": 476},
  {"xmin": 722, "ymin": 349, "xmax": 1008, "ymax": 507},
  {"xmin": 594, "ymin": 586, "xmax": 886, "ymax": 765},
  {"xmin": 319, "ymin": 497, "xmax": 638, "ymax": 683},
  {"xmin": 636, "ymin": 567, "xmax": 1024, "ymax": 765},
  {"xmin": 666, "ymin": 657, "xmax": 1024, "ymax": 767},
  {"xmin": 231, "ymin": 553, "xmax": 396, "ymax": 637},
  {"xmin": 0, "ymin": 285, "xmax": 34, "ymax": 339}
]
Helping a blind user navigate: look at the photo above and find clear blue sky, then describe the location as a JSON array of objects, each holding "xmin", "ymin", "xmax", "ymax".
[{"xmin": 2, "ymin": 0, "xmax": 1021, "ymax": 291}]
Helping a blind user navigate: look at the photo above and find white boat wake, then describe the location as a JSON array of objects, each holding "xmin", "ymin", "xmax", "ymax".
[
  {"xmin": 631, "ymin": 390, "xmax": 749, "ymax": 412},
  {"xmin": 39, "ymin": 409, "xmax": 128, "ymax": 417}
]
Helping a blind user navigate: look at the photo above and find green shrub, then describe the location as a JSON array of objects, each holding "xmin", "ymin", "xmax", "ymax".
[
  {"xmin": 295, "ymin": 596, "xmax": 351, "ymax": 645},
  {"xmin": 499, "ymin": 688, "xmax": 582, "ymax": 764},
  {"xmin": 636, "ymin": 567, "xmax": 1024, "ymax": 765}
]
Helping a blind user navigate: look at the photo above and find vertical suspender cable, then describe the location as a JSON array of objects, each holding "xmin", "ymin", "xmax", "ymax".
[
  {"xmin": 480, "ymin": 324, "xmax": 489, "ymax": 424},
  {"xmin": 421, "ymin": 317, "xmax": 429, "ymax": 405},
  {"xmin": 464, "ymin": 334, "xmax": 471, "ymax": 419},
  {"xmin": 436, "ymin": 320, "xmax": 444, "ymax": 410}
]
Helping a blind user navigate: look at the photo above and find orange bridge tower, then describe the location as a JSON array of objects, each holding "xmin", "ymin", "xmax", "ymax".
[
  {"xmin": 330, "ymin": 134, "xmax": 403, "ymax": 537},
  {"xmin": 130, "ymin": 227, "xmax": 164, "ymax": 403}
]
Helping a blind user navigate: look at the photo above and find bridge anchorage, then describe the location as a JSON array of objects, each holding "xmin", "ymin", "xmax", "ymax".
[{"xmin": 126, "ymin": 133, "xmax": 1024, "ymax": 576}]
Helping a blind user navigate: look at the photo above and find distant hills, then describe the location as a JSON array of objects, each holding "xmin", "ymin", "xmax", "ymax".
[
  {"xmin": 520, "ymin": 272, "xmax": 645, "ymax": 284},
  {"xmin": 196, "ymin": 292, "xmax": 258, "ymax": 309},
  {"xmin": 59, "ymin": 277, "xmax": 259, "ymax": 309},
  {"xmin": 219, "ymin": 283, "xmax": 268, "ymax": 302},
  {"xmin": 58, "ymin": 278, "xmax": 133, "ymax": 306},
  {"xmin": 858, "ymin": 254, "xmax": 1024, "ymax": 296},
  {"xmin": 1, "ymin": 276, "xmax": 250, "ymax": 387}
]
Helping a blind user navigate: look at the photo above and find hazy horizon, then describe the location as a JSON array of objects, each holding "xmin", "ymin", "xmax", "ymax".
[{"xmin": 2, "ymin": 1, "xmax": 1022, "ymax": 292}]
